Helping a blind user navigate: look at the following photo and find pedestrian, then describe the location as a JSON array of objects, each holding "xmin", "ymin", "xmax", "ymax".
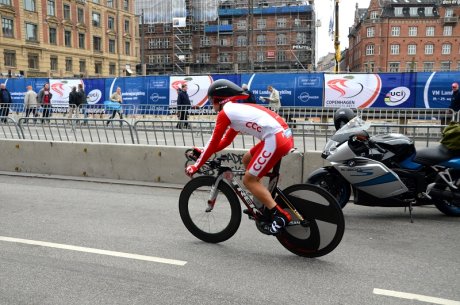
[
  {"xmin": 37, "ymin": 83, "xmax": 53, "ymax": 122},
  {"xmin": 259, "ymin": 85, "xmax": 281, "ymax": 112},
  {"xmin": 450, "ymin": 82, "xmax": 460, "ymax": 112},
  {"xmin": 176, "ymin": 83, "xmax": 191, "ymax": 129},
  {"xmin": 77, "ymin": 83, "xmax": 88, "ymax": 120},
  {"xmin": 24, "ymin": 85, "xmax": 38, "ymax": 123},
  {"xmin": 0, "ymin": 83, "xmax": 12, "ymax": 123},
  {"xmin": 107, "ymin": 86, "xmax": 123, "ymax": 124},
  {"xmin": 68, "ymin": 86, "xmax": 78, "ymax": 118},
  {"xmin": 241, "ymin": 84, "xmax": 256, "ymax": 103}
]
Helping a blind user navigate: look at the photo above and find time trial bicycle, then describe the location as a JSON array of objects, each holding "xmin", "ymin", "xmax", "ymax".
[{"xmin": 179, "ymin": 149, "xmax": 345, "ymax": 258}]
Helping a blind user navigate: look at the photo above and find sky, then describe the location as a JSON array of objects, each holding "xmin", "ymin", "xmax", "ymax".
[{"xmin": 314, "ymin": 0, "xmax": 371, "ymax": 60}]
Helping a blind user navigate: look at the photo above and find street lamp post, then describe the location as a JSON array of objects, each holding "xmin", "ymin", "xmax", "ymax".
[
  {"xmin": 140, "ymin": 9, "xmax": 145, "ymax": 75},
  {"xmin": 334, "ymin": 0, "xmax": 341, "ymax": 73}
]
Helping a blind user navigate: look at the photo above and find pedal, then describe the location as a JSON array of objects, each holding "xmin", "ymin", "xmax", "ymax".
[{"xmin": 243, "ymin": 209, "xmax": 255, "ymax": 220}]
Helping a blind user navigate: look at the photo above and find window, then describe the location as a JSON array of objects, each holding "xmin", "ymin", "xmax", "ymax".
[
  {"xmin": 28, "ymin": 53, "xmax": 39, "ymax": 69},
  {"xmin": 442, "ymin": 43, "xmax": 451, "ymax": 55},
  {"xmin": 124, "ymin": 20, "xmax": 130, "ymax": 33},
  {"xmin": 109, "ymin": 63, "xmax": 116, "ymax": 75},
  {"xmin": 93, "ymin": 36, "xmax": 102, "ymax": 51},
  {"xmin": 425, "ymin": 7, "xmax": 433, "ymax": 16},
  {"xmin": 236, "ymin": 20, "xmax": 246, "ymax": 30},
  {"xmin": 445, "ymin": 8, "xmax": 453, "ymax": 17},
  {"xmin": 410, "ymin": 7, "xmax": 417, "ymax": 16},
  {"xmin": 26, "ymin": 23, "xmax": 38, "ymax": 41},
  {"xmin": 391, "ymin": 26, "xmax": 400, "ymax": 36},
  {"xmin": 4, "ymin": 50, "xmax": 16, "ymax": 67},
  {"xmin": 408, "ymin": 26, "xmax": 417, "ymax": 36},
  {"xmin": 219, "ymin": 37, "xmax": 228, "ymax": 46},
  {"xmin": 395, "ymin": 7, "xmax": 403, "ymax": 16},
  {"xmin": 109, "ymin": 39, "xmax": 115, "ymax": 53},
  {"xmin": 198, "ymin": 53, "xmax": 210, "ymax": 64},
  {"xmin": 237, "ymin": 36, "xmax": 247, "ymax": 47},
  {"xmin": 93, "ymin": 0, "xmax": 99, "ymax": 3},
  {"xmin": 79, "ymin": 60, "xmax": 86, "ymax": 73},
  {"xmin": 408, "ymin": 44, "xmax": 416, "ymax": 55},
  {"xmin": 367, "ymin": 27, "xmax": 374, "ymax": 38},
  {"xmin": 78, "ymin": 33, "xmax": 85, "ymax": 48},
  {"xmin": 218, "ymin": 52, "xmax": 230, "ymax": 63},
  {"xmin": 424, "ymin": 44, "xmax": 434, "ymax": 55},
  {"xmin": 64, "ymin": 30, "xmax": 71, "ymax": 47},
  {"xmin": 147, "ymin": 24, "xmax": 155, "ymax": 33},
  {"xmin": 423, "ymin": 62, "xmax": 434, "ymax": 72},
  {"xmin": 200, "ymin": 36, "xmax": 210, "ymax": 47},
  {"xmin": 125, "ymin": 41, "xmax": 130, "ymax": 55},
  {"xmin": 388, "ymin": 62, "xmax": 400, "ymax": 72},
  {"xmin": 440, "ymin": 61, "xmax": 451, "ymax": 71},
  {"xmin": 276, "ymin": 34, "xmax": 287, "ymax": 45},
  {"xmin": 163, "ymin": 23, "xmax": 171, "ymax": 32},
  {"xmin": 277, "ymin": 50, "xmax": 285, "ymax": 62},
  {"xmin": 24, "ymin": 0, "xmax": 35, "ymax": 11},
  {"xmin": 256, "ymin": 34, "xmax": 266, "ymax": 46},
  {"xmin": 370, "ymin": 11, "xmax": 378, "ymax": 19},
  {"xmin": 2, "ymin": 18, "xmax": 13, "ymax": 38},
  {"xmin": 65, "ymin": 57, "xmax": 72, "ymax": 72},
  {"xmin": 47, "ymin": 0, "xmax": 55, "ymax": 16},
  {"xmin": 95, "ymin": 62, "xmax": 102, "ymax": 74},
  {"xmin": 0, "ymin": 0, "xmax": 12, "ymax": 5},
  {"xmin": 443, "ymin": 26, "xmax": 452, "ymax": 36},
  {"xmin": 63, "ymin": 4, "xmax": 70, "ymax": 20},
  {"xmin": 50, "ymin": 56, "xmax": 58, "ymax": 71},
  {"xmin": 390, "ymin": 44, "xmax": 400, "ymax": 55},
  {"xmin": 426, "ymin": 26, "xmax": 434, "ymax": 36},
  {"xmin": 296, "ymin": 32, "xmax": 307, "ymax": 44},
  {"xmin": 256, "ymin": 51, "xmax": 264, "ymax": 62},
  {"xmin": 256, "ymin": 19, "xmax": 266, "ymax": 29},
  {"xmin": 405, "ymin": 62, "xmax": 417, "ymax": 72},
  {"xmin": 77, "ymin": 8, "xmax": 84, "ymax": 23},
  {"xmin": 92, "ymin": 12, "xmax": 101, "ymax": 27},
  {"xmin": 276, "ymin": 18, "xmax": 286, "ymax": 28},
  {"xmin": 49, "ymin": 28, "xmax": 57, "ymax": 44},
  {"xmin": 108, "ymin": 16, "xmax": 115, "ymax": 30},
  {"xmin": 123, "ymin": 0, "xmax": 128, "ymax": 10},
  {"xmin": 237, "ymin": 51, "xmax": 247, "ymax": 63},
  {"xmin": 366, "ymin": 44, "xmax": 375, "ymax": 55}
]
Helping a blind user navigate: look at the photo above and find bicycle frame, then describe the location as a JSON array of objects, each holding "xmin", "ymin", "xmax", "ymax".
[{"xmin": 206, "ymin": 160, "xmax": 305, "ymax": 222}]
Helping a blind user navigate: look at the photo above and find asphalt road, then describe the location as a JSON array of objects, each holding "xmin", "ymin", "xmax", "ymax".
[{"xmin": 1, "ymin": 174, "xmax": 459, "ymax": 305}]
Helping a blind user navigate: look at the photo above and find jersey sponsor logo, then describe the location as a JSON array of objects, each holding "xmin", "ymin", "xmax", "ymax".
[
  {"xmin": 245, "ymin": 121, "xmax": 262, "ymax": 132},
  {"xmin": 252, "ymin": 150, "xmax": 273, "ymax": 171}
]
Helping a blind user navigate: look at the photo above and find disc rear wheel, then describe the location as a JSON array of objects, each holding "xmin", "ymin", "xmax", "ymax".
[{"xmin": 276, "ymin": 184, "xmax": 345, "ymax": 258}]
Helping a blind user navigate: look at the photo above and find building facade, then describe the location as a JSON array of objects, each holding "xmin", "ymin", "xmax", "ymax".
[
  {"xmin": 137, "ymin": 0, "xmax": 316, "ymax": 75},
  {"xmin": 0, "ymin": 0, "xmax": 139, "ymax": 78},
  {"xmin": 347, "ymin": 0, "xmax": 460, "ymax": 73}
]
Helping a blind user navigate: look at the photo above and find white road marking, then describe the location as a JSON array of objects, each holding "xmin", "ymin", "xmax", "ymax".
[
  {"xmin": 0, "ymin": 236, "xmax": 187, "ymax": 266},
  {"xmin": 373, "ymin": 288, "xmax": 460, "ymax": 305}
]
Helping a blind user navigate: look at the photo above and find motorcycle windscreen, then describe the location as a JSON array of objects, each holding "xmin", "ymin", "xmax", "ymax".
[{"xmin": 333, "ymin": 158, "xmax": 408, "ymax": 198}]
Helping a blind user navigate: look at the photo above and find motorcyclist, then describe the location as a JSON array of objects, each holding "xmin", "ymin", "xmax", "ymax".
[{"xmin": 185, "ymin": 79, "xmax": 294, "ymax": 235}]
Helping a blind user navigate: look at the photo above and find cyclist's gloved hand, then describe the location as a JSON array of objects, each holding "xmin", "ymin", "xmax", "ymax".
[
  {"xmin": 185, "ymin": 165, "xmax": 198, "ymax": 177},
  {"xmin": 189, "ymin": 147, "xmax": 202, "ymax": 161}
]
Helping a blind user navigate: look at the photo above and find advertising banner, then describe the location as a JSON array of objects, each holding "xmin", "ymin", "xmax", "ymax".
[
  {"xmin": 169, "ymin": 75, "xmax": 213, "ymax": 107},
  {"xmin": 105, "ymin": 77, "xmax": 147, "ymax": 105},
  {"xmin": 324, "ymin": 73, "xmax": 416, "ymax": 108},
  {"xmin": 83, "ymin": 78, "xmax": 105, "ymax": 105},
  {"xmin": 415, "ymin": 72, "xmax": 460, "ymax": 109},
  {"xmin": 49, "ymin": 79, "xmax": 84, "ymax": 106}
]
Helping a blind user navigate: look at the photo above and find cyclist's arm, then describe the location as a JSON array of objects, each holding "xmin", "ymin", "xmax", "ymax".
[
  {"xmin": 215, "ymin": 128, "xmax": 238, "ymax": 151},
  {"xmin": 194, "ymin": 111, "xmax": 231, "ymax": 169}
]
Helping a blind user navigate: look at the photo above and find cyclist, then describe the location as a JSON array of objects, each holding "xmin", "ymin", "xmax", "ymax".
[{"xmin": 185, "ymin": 79, "xmax": 294, "ymax": 235}]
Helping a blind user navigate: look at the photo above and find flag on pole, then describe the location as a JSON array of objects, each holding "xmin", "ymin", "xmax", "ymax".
[{"xmin": 328, "ymin": 0, "xmax": 334, "ymax": 40}]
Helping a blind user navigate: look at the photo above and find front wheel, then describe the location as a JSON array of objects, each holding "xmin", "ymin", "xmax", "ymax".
[
  {"xmin": 276, "ymin": 184, "xmax": 345, "ymax": 258},
  {"xmin": 307, "ymin": 170, "xmax": 351, "ymax": 208},
  {"xmin": 179, "ymin": 176, "xmax": 242, "ymax": 243}
]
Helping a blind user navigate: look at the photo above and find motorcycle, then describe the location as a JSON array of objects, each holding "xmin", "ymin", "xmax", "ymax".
[{"xmin": 306, "ymin": 112, "xmax": 460, "ymax": 219}]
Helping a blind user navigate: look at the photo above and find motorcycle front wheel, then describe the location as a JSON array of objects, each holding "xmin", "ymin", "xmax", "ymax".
[
  {"xmin": 179, "ymin": 176, "xmax": 242, "ymax": 243},
  {"xmin": 307, "ymin": 171, "xmax": 351, "ymax": 208},
  {"xmin": 275, "ymin": 184, "xmax": 345, "ymax": 258}
]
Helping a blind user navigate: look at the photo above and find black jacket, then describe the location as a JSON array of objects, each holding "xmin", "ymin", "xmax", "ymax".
[
  {"xmin": 69, "ymin": 90, "xmax": 78, "ymax": 105},
  {"xmin": 177, "ymin": 89, "xmax": 191, "ymax": 109},
  {"xmin": 0, "ymin": 88, "xmax": 12, "ymax": 104},
  {"xmin": 450, "ymin": 90, "xmax": 460, "ymax": 112}
]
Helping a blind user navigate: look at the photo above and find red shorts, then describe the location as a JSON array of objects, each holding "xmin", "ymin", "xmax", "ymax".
[{"xmin": 247, "ymin": 129, "xmax": 294, "ymax": 178}]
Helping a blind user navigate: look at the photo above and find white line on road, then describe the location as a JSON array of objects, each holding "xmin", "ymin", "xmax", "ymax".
[
  {"xmin": 374, "ymin": 288, "xmax": 460, "ymax": 305},
  {"xmin": 0, "ymin": 236, "xmax": 187, "ymax": 266}
]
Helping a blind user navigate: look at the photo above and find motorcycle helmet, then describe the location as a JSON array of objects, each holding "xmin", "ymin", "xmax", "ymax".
[
  {"xmin": 207, "ymin": 79, "xmax": 245, "ymax": 104},
  {"xmin": 333, "ymin": 107, "xmax": 355, "ymax": 131}
]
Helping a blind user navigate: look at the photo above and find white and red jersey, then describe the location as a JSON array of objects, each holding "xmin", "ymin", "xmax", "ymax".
[{"xmin": 194, "ymin": 102, "xmax": 290, "ymax": 169}]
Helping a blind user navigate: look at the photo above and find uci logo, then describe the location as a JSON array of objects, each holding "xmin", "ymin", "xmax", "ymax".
[
  {"xmin": 246, "ymin": 122, "xmax": 262, "ymax": 132},
  {"xmin": 252, "ymin": 151, "xmax": 273, "ymax": 171}
]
